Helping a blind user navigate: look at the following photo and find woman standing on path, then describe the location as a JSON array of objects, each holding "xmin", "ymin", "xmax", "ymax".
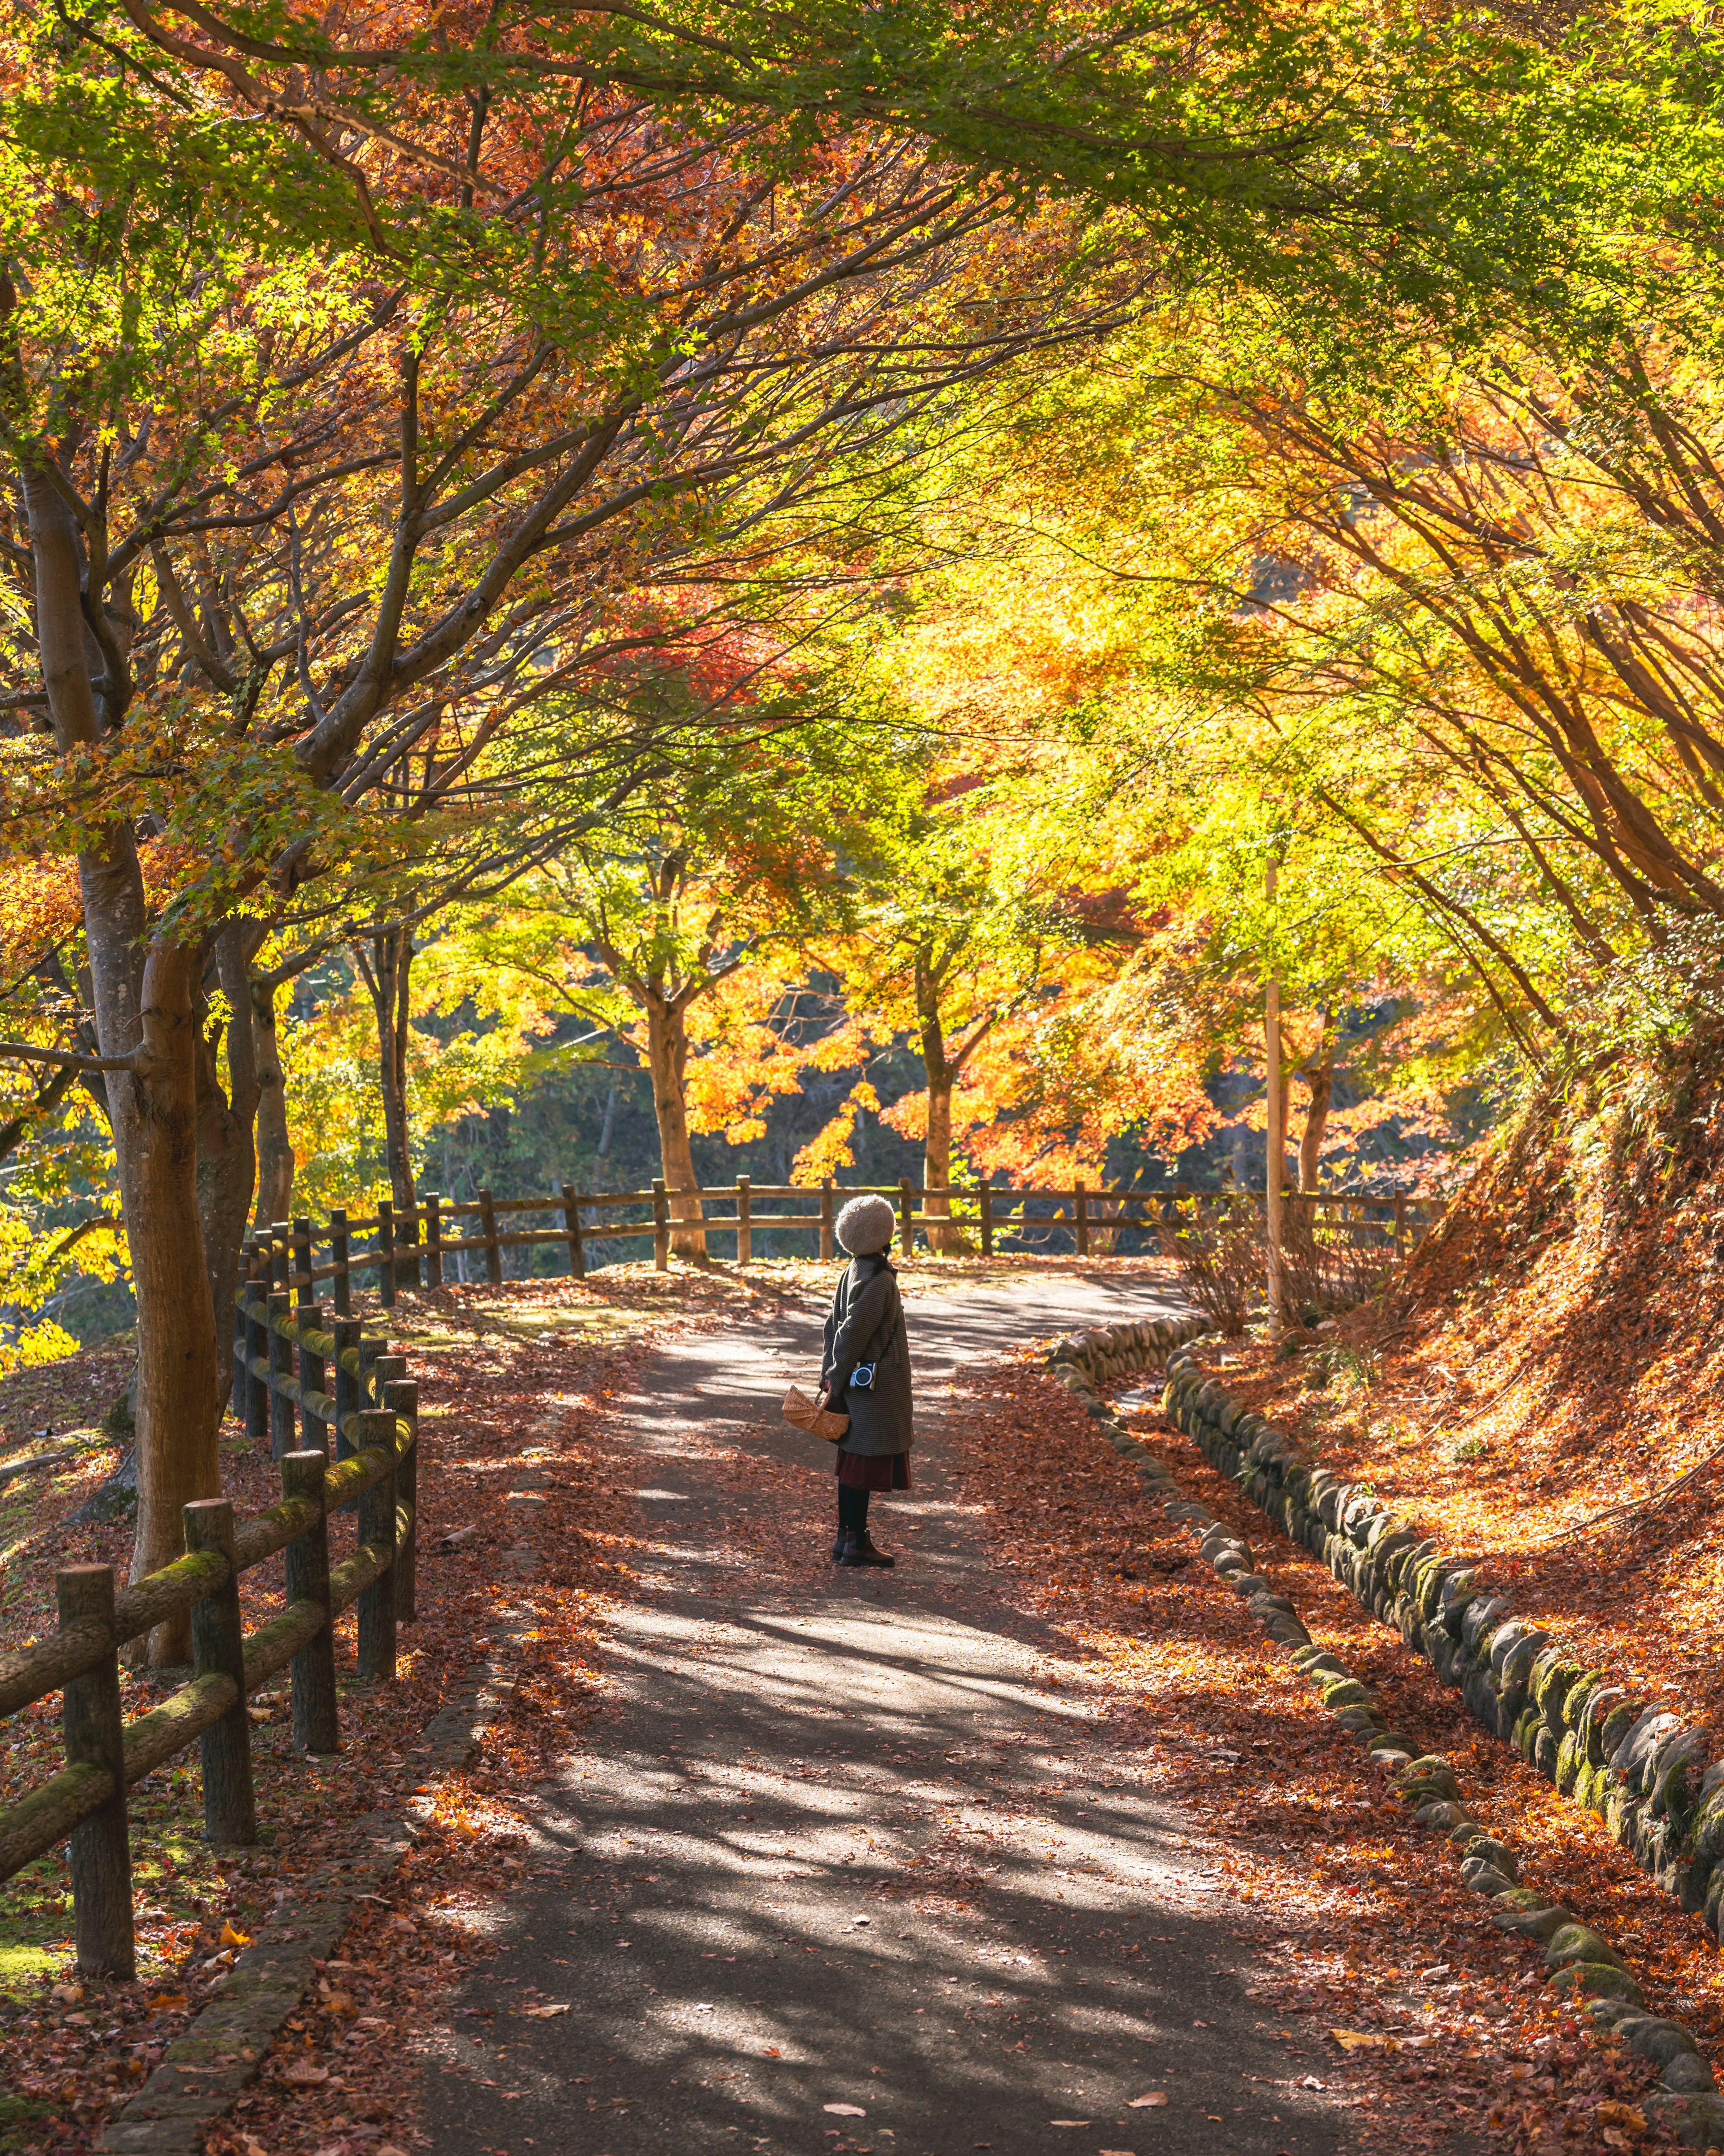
[{"xmin": 818, "ymin": 1194, "xmax": 914, "ymax": 1570}]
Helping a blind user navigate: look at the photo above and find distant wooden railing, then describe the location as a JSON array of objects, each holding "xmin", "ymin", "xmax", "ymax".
[
  {"xmin": 0, "ymin": 1305, "xmax": 416, "ymax": 1977},
  {"xmin": 241, "ymin": 1177, "xmax": 1442, "ymax": 1307}
]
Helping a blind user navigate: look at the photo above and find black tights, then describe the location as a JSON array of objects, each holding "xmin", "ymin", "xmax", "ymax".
[{"xmin": 837, "ymin": 1485, "xmax": 871, "ymax": 1536}]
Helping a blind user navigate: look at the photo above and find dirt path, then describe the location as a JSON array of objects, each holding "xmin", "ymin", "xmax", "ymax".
[{"xmin": 424, "ymin": 1274, "xmax": 1355, "ymax": 2156}]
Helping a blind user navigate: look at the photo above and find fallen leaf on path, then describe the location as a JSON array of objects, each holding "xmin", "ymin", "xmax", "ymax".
[
  {"xmin": 1596, "ymin": 2103, "xmax": 1645, "ymax": 2131},
  {"xmin": 220, "ymin": 1921, "xmax": 251, "ymax": 1949},
  {"xmin": 1050, "ymin": 2122, "xmax": 1092, "ymax": 2129},
  {"xmin": 1127, "ymin": 2094, "xmax": 1168, "ymax": 2108},
  {"xmin": 823, "ymin": 2105, "xmax": 866, "ymax": 2117},
  {"xmin": 521, "ymin": 2002, "xmax": 571, "ymax": 2017},
  {"xmin": 1330, "ymin": 2029, "xmax": 1393, "ymax": 2051},
  {"xmin": 281, "ymin": 2062, "xmax": 329, "ymax": 2085}
]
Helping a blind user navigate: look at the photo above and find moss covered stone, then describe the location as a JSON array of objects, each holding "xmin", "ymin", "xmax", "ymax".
[
  {"xmin": 1547, "ymin": 1963, "xmax": 1645, "ymax": 2008},
  {"xmin": 1545, "ymin": 1923, "xmax": 1625, "ymax": 1971}
]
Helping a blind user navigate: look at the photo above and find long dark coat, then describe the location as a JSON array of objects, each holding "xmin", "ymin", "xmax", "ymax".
[{"xmin": 819, "ymin": 1252, "xmax": 914, "ymax": 1458}]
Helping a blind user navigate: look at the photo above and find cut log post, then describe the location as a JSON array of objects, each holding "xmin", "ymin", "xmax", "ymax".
[
  {"xmin": 355, "ymin": 1409, "xmax": 398, "ymax": 1683},
  {"xmin": 562, "ymin": 1183, "xmax": 585, "ymax": 1280},
  {"xmin": 423, "ymin": 1192, "xmax": 443, "ymax": 1288},
  {"xmin": 819, "ymin": 1179, "xmax": 834, "ymax": 1262},
  {"xmin": 57, "ymin": 1565, "xmax": 133, "ymax": 1979},
  {"xmin": 479, "ymin": 1187, "xmax": 502, "ymax": 1284},
  {"xmin": 377, "ymin": 1200, "xmax": 396, "ymax": 1308},
  {"xmin": 1075, "ymin": 1181, "xmax": 1090, "ymax": 1259},
  {"xmin": 898, "ymin": 1177, "xmax": 914, "ymax": 1255},
  {"xmin": 332, "ymin": 1318, "xmax": 362, "ymax": 1467},
  {"xmin": 384, "ymin": 1377, "xmax": 418, "ymax": 1624},
  {"xmin": 297, "ymin": 1301, "xmax": 327, "ymax": 1455},
  {"xmin": 397, "ymin": 1196, "xmax": 421, "ymax": 1293},
  {"xmin": 182, "ymin": 1499, "xmax": 256, "ymax": 1847},
  {"xmin": 267, "ymin": 1291, "xmax": 295, "ymax": 1460},
  {"xmin": 330, "ymin": 1207, "xmax": 352, "ymax": 1316},
  {"xmin": 281, "ymin": 1451, "xmax": 339, "ymax": 1755},
  {"xmin": 360, "ymin": 1333, "xmax": 383, "ymax": 1410},
  {"xmin": 736, "ymin": 1176, "xmax": 751, "ymax": 1268},
  {"xmin": 245, "ymin": 1275, "xmax": 270, "ymax": 1444},
  {"xmin": 979, "ymin": 1182, "xmax": 994, "ymax": 1258},
  {"xmin": 233, "ymin": 1243, "xmax": 254, "ymax": 1424},
  {"xmin": 651, "ymin": 1180, "xmax": 669, "ymax": 1272},
  {"xmin": 292, "ymin": 1217, "xmax": 313, "ymax": 1306}
]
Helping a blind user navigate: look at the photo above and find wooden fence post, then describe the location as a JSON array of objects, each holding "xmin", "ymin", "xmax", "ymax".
[
  {"xmin": 979, "ymin": 1182, "xmax": 994, "ymax": 1258},
  {"xmin": 332, "ymin": 1317, "xmax": 362, "ymax": 1468},
  {"xmin": 297, "ymin": 1301, "xmax": 326, "ymax": 1454},
  {"xmin": 479, "ymin": 1187, "xmax": 502, "ymax": 1283},
  {"xmin": 281, "ymin": 1451, "xmax": 339, "ymax": 1755},
  {"xmin": 384, "ymin": 1376, "xmax": 418, "ymax": 1623},
  {"xmin": 736, "ymin": 1175, "xmax": 751, "ymax": 1268},
  {"xmin": 270, "ymin": 1222, "xmax": 290, "ymax": 1292},
  {"xmin": 360, "ymin": 1334, "xmax": 383, "ymax": 1411},
  {"xmin": 245, "ymin": 1275, "xmax": 270, "ymax": 1444},
  {"xmin": 819, "ymin": 1179, "xmax": 834, "ymax": 1262},
  {"xmin": 267, "ymin": 1291, "xmax": 295, "ymax": 1459},
  {"xmin": 330, "ymin": 1207, "xmax": 352, "ymax": 1316},
  {"xmin": 898, "ymin": 1177, "xmax": 914, "ymax": 1256},
  {"xmin": 1075, "ymin": 1180, "xmax": 1090, "ymax": 1259},
  {"xmin": 58, "ymin": 1565, "xmax": 133, "ymax": 1978},
  {"xmin": 292, "ymin": 1217, "xmax": 313, "ymax": 1306},
  {"xmin": 356, "ymin": 1408, "xmax": 398, "ymax": 1682},
  {"xmin": 233, "ymin": 1243, "xmax": 254, "ymax": 1423},
  {"xmin": 182, "ymin": 1499, "xmax": 256, "ymax": 1847},
  {"xmin": 651, "ymin": 1179, "xmax": 669, "ymax": 1271},
  {"xmin": 397, "ymin": 1195, "xmax": 421, "ymax": 1293},
  {"xmin": 562, "ymin": 1183, "xmax": 585, "ymax": 1280},
  {"xmin": 377, "ymin": 1199, "xmax": 396, "ymax": 1307},
  {"xmin": 1393, "ymin": 1186, "xmax": 1407, "ymax": 1257},
  {"xmin": 423, "ymin": 1192, "xmax": 443, "ymax": 1288}
]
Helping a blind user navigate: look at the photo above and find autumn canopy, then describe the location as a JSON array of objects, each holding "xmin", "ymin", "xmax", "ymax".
[{"xmin": 5, "ymin": 0, "xmax": 1724, "ymax": 1644}]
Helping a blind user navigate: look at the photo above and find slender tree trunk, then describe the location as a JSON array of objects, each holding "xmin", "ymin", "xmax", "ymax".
[
  {"xmin": 356, "ymin": 927, "xmax": 416, "ymax": 1212},
  {"xmin": 198, "ymin": 928, "xmax": 262, "ymax": 1417},
  {"xmin": 915, "ymin": 951, "xmax": 968, "ymax": 1255},
  {"xmin": 644, "ymin": 994, "xmax": 707, "ymax": 1258},
  {"xmin": 596, "ymin": 1078, "xmax": 618, "ymax": 1160},
  {"xmin": 24, "ymin": 463, "xmax": 219, "ymax": 1663},
  {"xmin": 1299, "ymin": 1019, "xmax": 1337, "ymax": 1194},
  {"xmin": 251, "ymin": 975, "xmax": 295, "ymax": 1226}
]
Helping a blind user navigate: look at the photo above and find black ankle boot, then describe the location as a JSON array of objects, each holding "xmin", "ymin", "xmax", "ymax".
[
  {"xmin": 840, "ymin": 1531, "xmax": 895, "ymax": 1569},
  {"xmin": 832, "ymin": 1527, "xmax": 851, "ymax": 1562}
]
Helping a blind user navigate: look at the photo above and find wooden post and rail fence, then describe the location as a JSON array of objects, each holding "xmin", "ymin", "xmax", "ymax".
[
  {"xmin": 0, "ymin": 1294, "xmax": 416, "ymax": 1979},
  {"xmin": 236, "ymin": 1179, "xmax": 1442, "ymax": 1307}
]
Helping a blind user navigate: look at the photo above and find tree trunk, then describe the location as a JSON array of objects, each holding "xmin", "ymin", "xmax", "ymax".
[
  {"xmin": 121, "ymin": 945, "xmax": 222, "ymax": 1658},
  {"xmin": 24, "ymin": 462, "xmax": 219, "ymax": 1664},
  {"xmin": 197, "ymin": 928, "xmax": 262, "ymax": 1418},
  {"xmin": 922, "ymin": 1071, "xmax": 968, "ymax": 1256},
  {"xmin": 357, "ymin": 927, "xmax": 416, "ymax": 1212},
  {"xmin": 1299, "ymin": 1023, "xmax": 1337, "ymax": 1194},
  {"xmin": 251, "ymin": 975, "xmax": 295, "ymax": 1227},
  {"xmin": 644, "ymin": 994, "xmax": 707, "ymax": 1259},
  {"xmin": 915, "ymin": 950, "xmax": 968, "ymax": 1255}
]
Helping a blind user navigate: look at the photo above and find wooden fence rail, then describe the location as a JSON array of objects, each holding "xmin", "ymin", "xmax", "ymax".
[
  {"xmin": 0, "ymin": 1301, "xmax": 417, "ymax": 1979},
  {"xmin": 241, "ymin": 1178, "xmax": 1442, "ymax": 1307}
]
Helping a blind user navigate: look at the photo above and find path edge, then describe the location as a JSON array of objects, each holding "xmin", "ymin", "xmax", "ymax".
[{"xmin": 97, "ymin": 1612, "xmax": 528, "ymax": 2156}]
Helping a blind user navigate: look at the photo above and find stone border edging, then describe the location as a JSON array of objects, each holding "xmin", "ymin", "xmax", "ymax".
[
  {"xmin": 1043, "ymin": 1318, "xmax": 1724, "ymax": 2151},
  {"xmin": 96, "ymin": 1615, "xmax": 527, "ymax": 2156},
  {"xmin": 1143, "ymin": 1341, "xmax": 1724, "ymax": 1929}
]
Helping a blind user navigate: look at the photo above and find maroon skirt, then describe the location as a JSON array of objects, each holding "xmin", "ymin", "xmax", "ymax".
[{"xmin": 835, "ymin": 1449, "xmax": 911, "ymax": 1492}]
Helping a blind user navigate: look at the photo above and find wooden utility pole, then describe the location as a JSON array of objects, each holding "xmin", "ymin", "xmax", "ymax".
[{"xmin": 1265, "ymin": 860, "xmax": 1287, "ymax": 1332}]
